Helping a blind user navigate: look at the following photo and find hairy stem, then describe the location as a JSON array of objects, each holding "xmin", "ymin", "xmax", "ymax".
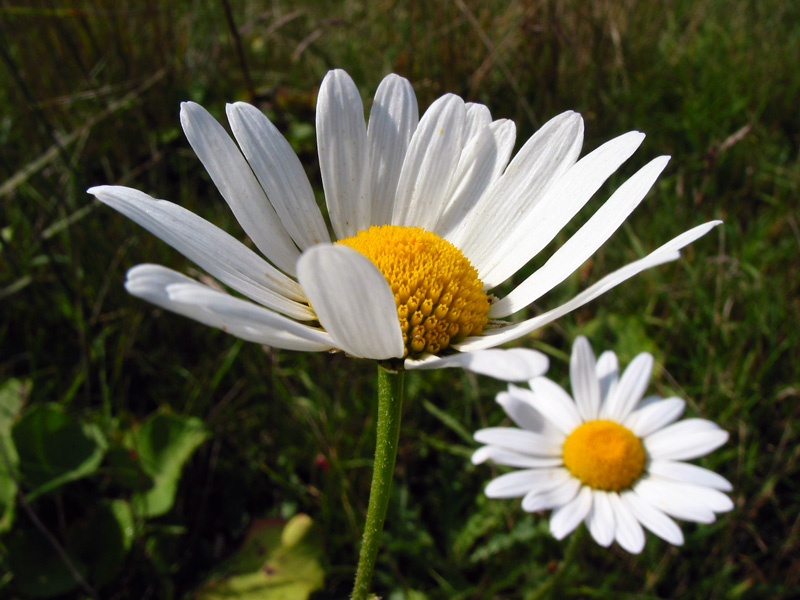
[{"xmin": 351, "ymin": 367, "xmax": 405, "ymax": 600}]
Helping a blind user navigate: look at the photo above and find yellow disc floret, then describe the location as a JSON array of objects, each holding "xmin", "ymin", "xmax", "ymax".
[
  {"xmin": 336, "ymin": 225, "xmax": 490, "ymax": 359},
  {"xmin": 562, "ymin": 420, "xmax": 646, "ymax": 492}
]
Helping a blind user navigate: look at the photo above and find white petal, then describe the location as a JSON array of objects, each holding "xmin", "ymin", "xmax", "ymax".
[
  {"xmin": 529, "ymin": 377, "xmax": 583, "ymax": 435},
  {"xmin": 596, "ymin": 350, "xmax": 619, "ymax": 404},
  {"xmin": 570, "ymin": 336, "xmax": 601, "ymax": 421},
  {"xmin": 392, "ymin": 94, "xmax": 466, "ymax": 230},
  {"xmin": 473, "ymin": 427, "xmax": 562, "ymax": 456},
  {"xmin": 366, "ymin": 74, "xmax": 419, "ymax": 226},
  {"xmin": 586, "ymin": 490, "xmax": 615, "ymax": 547},
  {"xmin": 125, "ymin": 265, "xmax": 333, "ymax": 352},
  {"xmin": 522, "ymin": 477, "xmax": 581, "ymax": 512},
  {"xmin": 644, "ymin": 418, "xmax": 729, "ymax": 460},
  {"xmin": 477, "ymin": 128, "xmax": 643, "ymax": 289},
  {"xmin": 436, "ymin": 120, "xmax": 516, "ymax": 239},
  {"xmin": 489, "ymin": 156, "xmax": 670, "ymax": 317},
  {"xmin": 648, "ymin": 460, "xmax": 732, "ymax": 492},
  {"xmin": 633, "ymin": 477, "xmax": 716, "ymax": 523},
  {"xmin": 451, "ymin": 111, "xmax": 584, "ymax": 279},
  {"xmin": 601, "ymin": 351, "xmax": 653, "ymax": 421},
  {"xmin": 621, "ymin": 490, "xmax": 684, "ymax": 546},
  {"xmin": 647, "ymin": 479, "xmax": 733, "ymax": 514},
  {"xmin": 495, "ymin": 387, "xmax": 553, "ymax": 434},
  {"xmin": 550, "ymin": 486, "xmax": 593, "ymax": 540},
  {"xmin": 464, "ymin": 102, "xmax": 492, "ymax": 141},
  {"xmin": 471, "ymin": 446, "xmax": 562, "ymax": 468},
  {"xmin": 405, "ymin": 347, "xmax": 548, "ymax": 381},
  {"xmin": 296, "ymin": 245, "xmax": 404, "ymax": 359},
  {"xmin": 316, "ymin": 69, "xmax": 370, "ymax": 238},
  {"xmin": 454, "ymin": 221, "xmax": 721, "ymax": 352},
  {"xmin": 624, "ymin": 397, "xmax": 685, "ymax": 438},
  {"xmin": 226, "ymin": 102, "xmax": 330, "ymax": 249},
  {"xmin": 89, "ymin": 185, "xmax": 310, "ymax": 318},
  {"xmin": 180, "ymin": 102, "xmax": 300, "ymax": 275},
  {"xmin": 486, "ymin": 468, "xmax": 571, "ymax": 499},
  {"xmin": 502, "ymin": 385, "xmax": 566, "ymax": 440},
  {"xmin": 608, "ymin": 492, "xmax": 646, "ymax": 553}
]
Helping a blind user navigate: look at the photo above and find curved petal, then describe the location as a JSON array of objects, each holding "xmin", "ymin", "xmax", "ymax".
[
  {"xmin": 570, "ymin": 336, "xmax": 601, "ymax": 421},
  {"xmin": 647, "ymin": 460, "xmax": 732, "ymax": 492},
  {"xmin": 644, "ymin": 419, "xmax": 729, "ymax": 460},
  {"xmin": 454, "ymin": 221, "xmax": 721, "ymax": 352},
  {"xmin": 297, "ymin": 244, "xmax": 404, "ymax": 359},
  {"xmin": 450, "ymin": 111, "xmax": 584, "ymax": 278},
  {"xmin": 601, "ymin": 351, "xmax": 653, "ymax": 421},
  {"xmin": 180, "ymin": 102, "xmax": 300, "ymax": 275},
  {"xmin": 485, "ymin": 468, "xmax": 571, "ymax": 499},
  {"xmin": 226, "ymin": 102, "xmax": 330, "ymax": 249},
  {"xmin": 471, "ymin": 446, "xmax": 562, "ymax": 468},
  {"xmin": 621, "ymin": 490, "xmax": 684, "ymax": 546},
  {"xmin": 529, "ymin": 377, "xmax": 583, "ymax": 435},
  {"xmin": 489, "ymin": 156, "xmax": 670, "ymax": 317},
  {"xmin": 477, "ymin": 128, "xmax": 644, "ymax": 289},
  {"xmin": 650, "ymin": 479, "xmax": 733, "ymax": 514},
  {"xmin": 463, "ymin": 102, "xmax": 492, "ymax": 141},
  {"xmin": 550, "ymin": 486, "xmax": 593, "ymax": 540},
  {"xmin": 366, "ymin": 73, "xmax": 419, "ymax": 226},
  {"xmin": 436, "ymin": 119, "xmax": 516, "ymax": 239},
  {"xmin": 391, "ymin": 94, "xmax": 466, "ymax": 230},
  {"xmin": 495, "ymin": 387, "xmax": 553, "ymax": 434},
  {"xmin": 608, "ymin": 492, "xmax": 646, "ymax": 553},
  {"xmin": 317, "ymin": 69, "xmax": 370, "ymax": 238},
  {"xmin": 596, "ymin": 350, "xmax": 619, "ymax": 405},
  {"xmin": 89, "ymin": 185, "xmax": 310, "ymax": 319},
  {"xmin": 405, "ymin": 347, "xmax": 548, "ymax": 381},
  {"xmin": 473, "ymin": 427, "xmax": 562, "ymax": 457},
  {"xmin": 586, "ymin": 490, "xmax": 615, "ymax": 547},
  {"xmin": 623, "ymin": 397, "xmax": 685, "ymax": 438},
  {"xmin": 633, "ymin": 477, "xmax": 716, "ymax": 523},
  {"xmin": 125, "ymin": 265, "xmax": 333, "ymax": 351},
  {"xmin": 522, "ymin": 477, "xmax": 581, "ymax": 512},
  {"xmin": 502, "ymin": 385, "xmax": 566, "ymax": 441}
]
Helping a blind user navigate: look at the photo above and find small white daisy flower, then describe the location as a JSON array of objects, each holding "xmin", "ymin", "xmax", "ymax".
[
  {"xmin": 89, "ymin": 69, "xmax": 719, "ymax": 378},
  {"xmin": 472, "ymin": 336, "xmax": 733, "ymax": 553}
]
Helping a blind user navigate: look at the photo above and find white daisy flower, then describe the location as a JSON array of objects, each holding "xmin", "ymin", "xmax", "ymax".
[
  {"xmin": 472, "ymin": 336, "xmax": 733, "ymax": 553},
  {"xmin": 89, "ymin": 69, "xmax": 719, "ymax": 378}
]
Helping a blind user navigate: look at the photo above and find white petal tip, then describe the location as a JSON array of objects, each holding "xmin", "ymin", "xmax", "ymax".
[
  {"xmin": 471, "ymin": 447, "xmax": 489, "ymax": 465},
  {"xmin": 408, "ymin": 348, "xmax": 550, "ymax": 380}
]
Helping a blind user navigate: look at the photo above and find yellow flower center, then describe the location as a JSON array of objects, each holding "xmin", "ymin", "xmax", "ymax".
[
  {"xmin": 562, "ymin": 420, "xmax": 646, "ymax": 491},
  {"xmin": 336, "ymin": 225, "xmax": 490, "ymax": 359}
]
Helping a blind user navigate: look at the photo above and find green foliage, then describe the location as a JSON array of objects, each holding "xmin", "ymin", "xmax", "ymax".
[
  {"xmin": 196, "ymin": 514, "xmax": 325, "ymax": 600},
  {"xmin": 128, "ymin": 411, "xmax": 209, "ymax": 517},
  {"xmin": 0, "ymin": 401, "xmax": 207, "ymax": 597},
  {"xmin": 4, "ymin": 527, "xmax": 90, "ymax": 599},
  {"xmin": 1, "ymin": 0, "xmax": 798, "ymax": 598},
  {"xmin": 13, "ymin": 403, "xmax": 107, "ymax": 500},
  {"xmin": 0, "ymin": 379, "xmax": 26, "ymax": 533}
]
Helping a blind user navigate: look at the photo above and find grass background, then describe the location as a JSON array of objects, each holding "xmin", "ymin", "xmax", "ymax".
[{"xmin": 1, "ymin": 0, "xmax": 798, "ymax": 598}]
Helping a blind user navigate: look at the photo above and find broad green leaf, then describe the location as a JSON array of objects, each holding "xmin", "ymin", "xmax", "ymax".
[
  {"xmin": 196, "ymin": 514, "xmax": 325, "ymax": 600},
  {"xmin": 105, "ymin": 444, "xmax": 155, "ymax": 491},
  {"xmin": 69, "ymin": 499, "xmax": 136, "ymax": 586},
  {"xmin": 0, "ymin": 378, "xmax": 26, "ymax": 532},
  {"xmin": 129, "ymin": 411, "xmax": 208, "ymax": 517},
  {"xmin": 5, "ymin": 527, "xmax": 87, "ymax": 598},
  {"xmin": 12, "ymin": 402, "xmax": 106, "ymax": 501}
]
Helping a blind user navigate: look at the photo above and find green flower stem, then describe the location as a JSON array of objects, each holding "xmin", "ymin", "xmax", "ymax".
[
  {"xmin": 526, "ymin": 525, "xmax": 584, "ymax": 600},
  {"xmin": 351, "ymin": 366, "xmax": 405, "ymax": 600}
]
